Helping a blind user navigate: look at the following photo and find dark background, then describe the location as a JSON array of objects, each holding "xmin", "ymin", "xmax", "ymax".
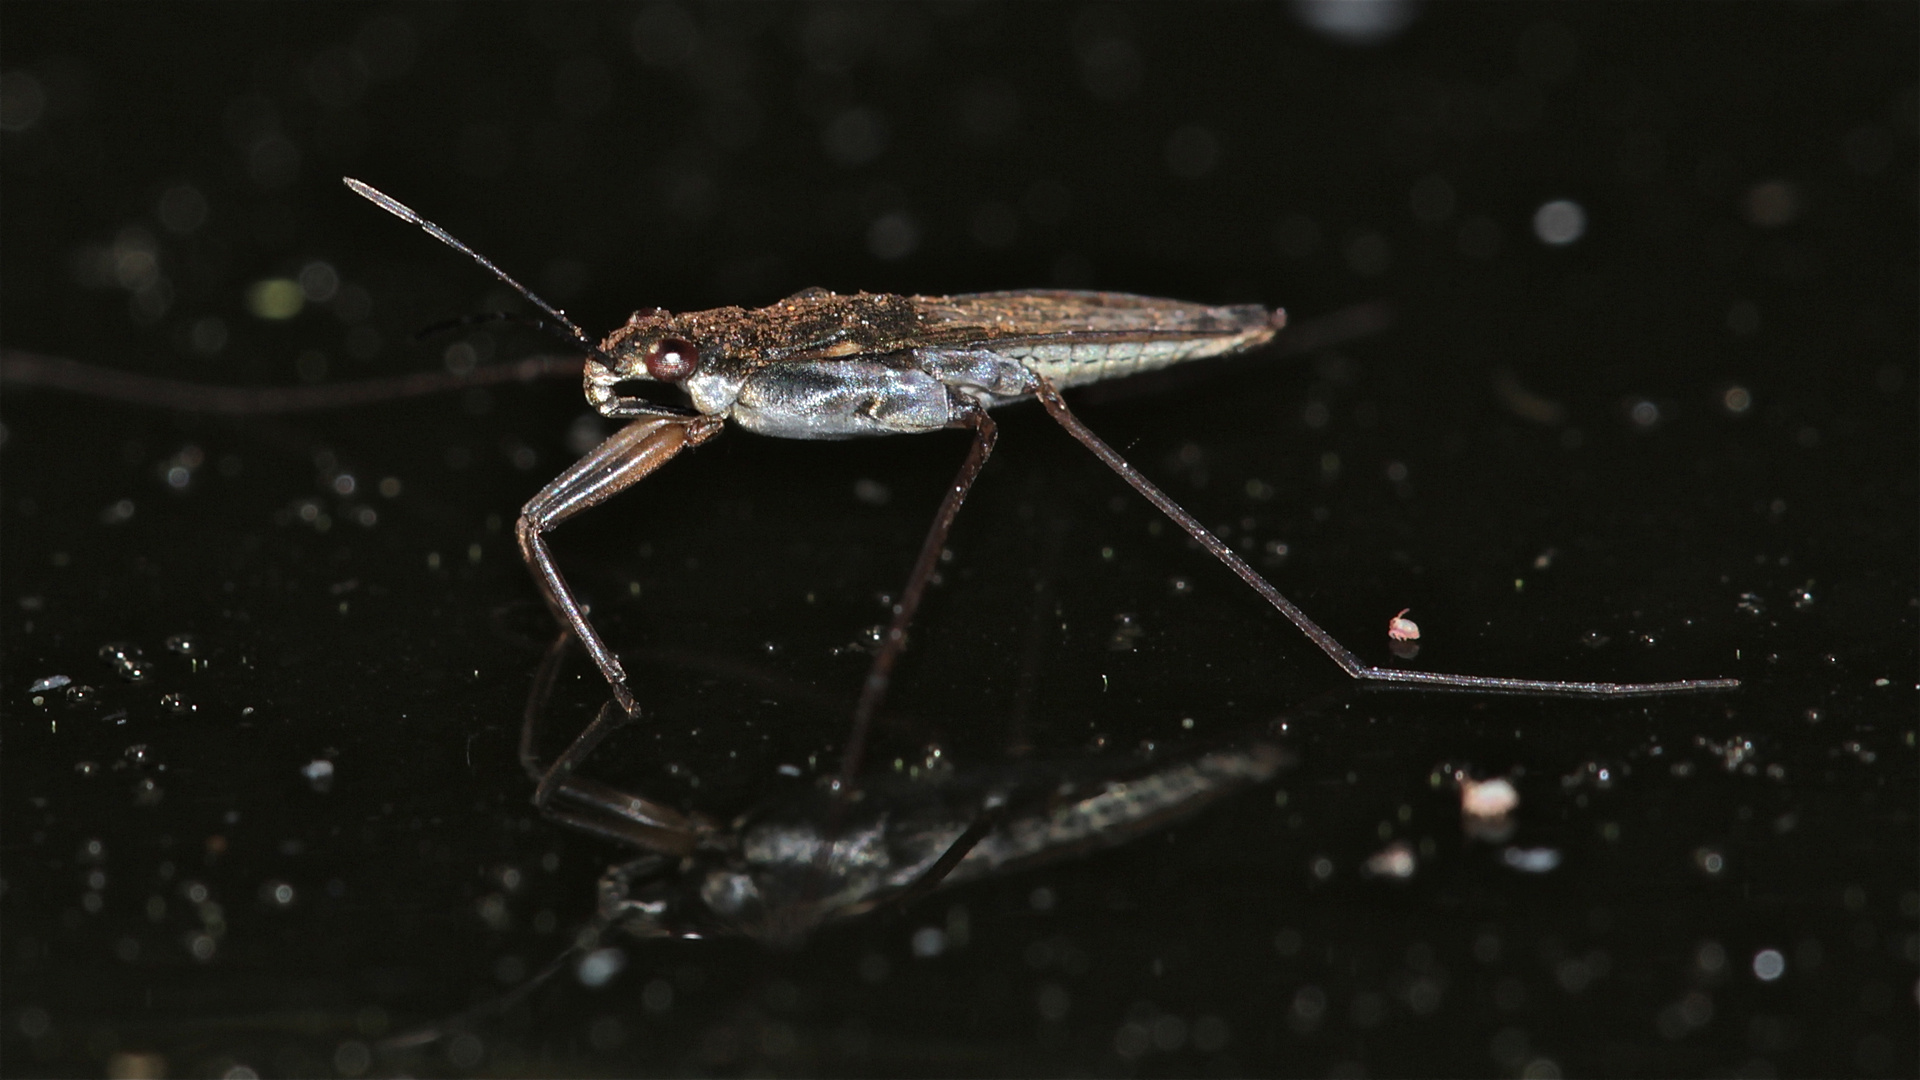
[{"xmin": 3, "ymin": 3, "xmax": 1915, "ymax": 1077}]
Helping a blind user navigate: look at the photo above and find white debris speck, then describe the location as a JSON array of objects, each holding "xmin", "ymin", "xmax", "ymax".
[{"xmin": 776, "ymin": 763, "xmax": 802, "ymax": 777}]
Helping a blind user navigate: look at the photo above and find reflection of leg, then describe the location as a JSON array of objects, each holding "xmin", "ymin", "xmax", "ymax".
[
  {"xmin": 518, "ymin": 631, "xmax": 704, "ymax": 856},
  {"xmin": 516, "ymin": 416, "xmax": 724, "ymax": 715},
  {"xmin": 1033, "ymin": 376, "xmax": 1738, "ymax": 697},
  {"xmin": 836, "ymin": 407, "xmax": 999, "ymax": 791}
]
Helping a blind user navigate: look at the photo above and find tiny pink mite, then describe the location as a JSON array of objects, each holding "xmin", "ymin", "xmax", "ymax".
[{"xmin": 1388, "ymin": 608, "xmax": 1420, "ymax": 641}]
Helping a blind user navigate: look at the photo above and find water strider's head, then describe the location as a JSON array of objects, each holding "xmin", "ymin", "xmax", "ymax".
[{"xmin": 585, "ymin": 308, "xmax": 724, "ymax": 418}]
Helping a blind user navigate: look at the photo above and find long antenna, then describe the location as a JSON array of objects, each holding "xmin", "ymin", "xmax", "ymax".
[{"xmin": 343, "ymin": 177, "xmax": 598, "ymax": 353}]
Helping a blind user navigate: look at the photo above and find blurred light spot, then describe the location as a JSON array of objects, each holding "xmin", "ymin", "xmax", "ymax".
[
  {"xmin": 1843, "ymin": 125, "xmax": 1893, "ymax": 175},
  {"xmin": 576, "ymin": 947, "xmax": 626, "ymax": 987},
  {"xmin": 955, "ymin": 79, "xmax": 1020, "ymax": 143},
  {"xmin": 1516, "ymin": 21, "xmax": 1580, "ymax": 83},
  {"xmin": 969, "ymin": 201, "xmax": 1018, "ymax": 248},
  {"xmin": 1501, "ymin": 846, "xmax": 1561, "ymax": 873},
  {"xmin": 0, "ymin": 70, "xmax": 46, "ymax": 132},
  {"xmin": 1343, "ymin": 231, "xmax": 1391, "ymax": 276},
  {"xmin": 553, "ymin": 57, "xmax": 612, "ymax": 117},
  {"xmin": 1290, "ymin": 0, "xmax": 1419, "ymax": 45},
  {"xmin": 305, "ymin": 46, "xmax": 369, "ymax": 108},
  {"xmin": 158, "ymin": 185, "xmax": 209, "ymax": 235},
  {"xmin": 1458, "ymin": 215, "xmax": 1502, "ymax": 259},
  {"xmin": 298, "ymin": 262, "xmax": 339, "ymax": 303},
  {"xmin": 1164, "ymin": 124, "xmax": 1220, "ymax": 179},
  {"xmin": 1533, "ymin": 199, "xmax": 1586, "ymax": 245},
  {"xmin": 632, "ymin": 4, "xmax": 699, "ymax": 67},
  {"xmin": 248, "ymin": 137, "xmax": 301, "ymax": 188},
  {"xmin": 909, "ymin": 926, "xmax": 947, "ymax": 958},
  {"xmin": 353, "ymin": 15, "xmax": 417, "ymax": 80},
  {"xmin": 1073, "ymin": 10, "xmax": 1140, "ymax": 99},
  {"xmin": 248, "ymin": 279, "xmax": 303, "ymax": 320},
  {"xmin": 1409, "ymin": 174, "xmax": 1456, "ymax": 224},
  {"xmin": 1722, "ymin": 386, "xmax": 1752, "ymax": 414},
  {"xmin": 1627, "ymin": 399, "xmax": 1660, "ymax": 428},
  {"xmin": 1273, "ymin": 213, "xmax": 1322, "ymax": 259},
  {"xmin": 1752, "ymin": 948, "xmax": 1786, "ymax": 981},
  {"xmin": 1743, "ymin": 180, "xmax": 1802, "ymax": 228},
  {"xmin": 867, "ymin": 212, "xmax": 919, "ymax": 260},
  {"xmin": 823, "ymin": 107, "xmax": 886, "ymax": 167},
  {"xmin": 1726, "ymin": 299, "xmax": 1760, "ymax": 335}
]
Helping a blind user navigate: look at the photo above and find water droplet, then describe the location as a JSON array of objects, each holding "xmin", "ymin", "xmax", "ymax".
[{"xmin": 99, "ymin": 642, "xmax": 152, "ymax": 682}]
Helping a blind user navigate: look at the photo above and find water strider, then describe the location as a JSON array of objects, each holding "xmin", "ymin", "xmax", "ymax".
[{"xmin": 342, "ymin": 175, "xmax": 1736, "ymax": 765}]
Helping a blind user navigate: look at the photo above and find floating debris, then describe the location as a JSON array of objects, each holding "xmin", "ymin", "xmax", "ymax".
[{"xmin": 29, "ymin": 674, "xmax": 71, "ymax": 693}]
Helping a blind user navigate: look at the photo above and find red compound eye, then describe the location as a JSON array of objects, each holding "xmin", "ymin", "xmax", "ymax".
[{"xmin": 642, "ymin": 337, "xmax": 698, "ymax": 382}]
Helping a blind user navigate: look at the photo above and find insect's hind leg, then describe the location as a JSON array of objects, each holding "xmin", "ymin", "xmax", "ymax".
[
  {"xmin": 1031, "ymin": 377, "xmax": 1738, "ymax": 698},
  {"xmin": 517, "ymin": 415, "xmax": 725, "ymax": 715}
]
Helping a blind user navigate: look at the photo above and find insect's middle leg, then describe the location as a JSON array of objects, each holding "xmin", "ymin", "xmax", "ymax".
[
  {"xmin": 835, "ymin": 406, "xmax": 998, "ymax": 791},
  {"xmin": 517, "ymin": 415, "xmax": 725, "ymax": 714}
]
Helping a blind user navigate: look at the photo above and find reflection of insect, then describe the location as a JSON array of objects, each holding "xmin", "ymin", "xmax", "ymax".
[
  {"xmin": 346, "ymin": 176, "xmax": 1737, "ymax": 761},
  {"xmin": 1388, "ymin": 608, "xmax": 1421, "ymax": 642},
  {"xmin": 537, "ymin": 697, "xmax": 1290, "ymax": 947}
]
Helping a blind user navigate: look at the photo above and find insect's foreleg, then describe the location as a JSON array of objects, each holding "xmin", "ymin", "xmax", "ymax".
[
  {"xmin": 835, "ymin": 406, "xmax": 998, "ymax": 792},
  {"xmin": 517, "ymin": 415, "xmax": 725, "ymax": 715},
  {"xmin": 1031, "ymin": 377, "xmax": 1738, "ymax": 698}
]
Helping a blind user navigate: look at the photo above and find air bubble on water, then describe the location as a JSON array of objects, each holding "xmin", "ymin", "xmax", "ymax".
[
  {"xmin": 1790, "ymin": 583, "xmax": 1815, "ymax": 610},
  {"xmin": 123, "ymin": 744, "xmax": 154, "ymax": 767},
  {"xmin": 99, "ymin": 642, "xmax": 153, "ymax": 682},
  {"xmin": 160, "ymin": 693, "xmax": 194, "ymax": 716},
  {"xmin": 260, "ymin": 880, "xmax": 297, "ymax": 908},
  {"xmin": 74, "ymin": 760, "xmax": 99, "ymax": 776},
  {"xmin": 29, "ymin": 674, "xmax": 71, "ymax": 693},
  {"xmin": 67, "ymin": 684, "xmax": 97, "ymax": 705},
  {"xmin": 165, "ymin": 635, "xmax": 199, "ymax": 656}
]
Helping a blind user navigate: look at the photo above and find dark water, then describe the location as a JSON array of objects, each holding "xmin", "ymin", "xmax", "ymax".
[{"xmin": 3, "ymin": 4, "xmax": 1914, "ymax": 1077}]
